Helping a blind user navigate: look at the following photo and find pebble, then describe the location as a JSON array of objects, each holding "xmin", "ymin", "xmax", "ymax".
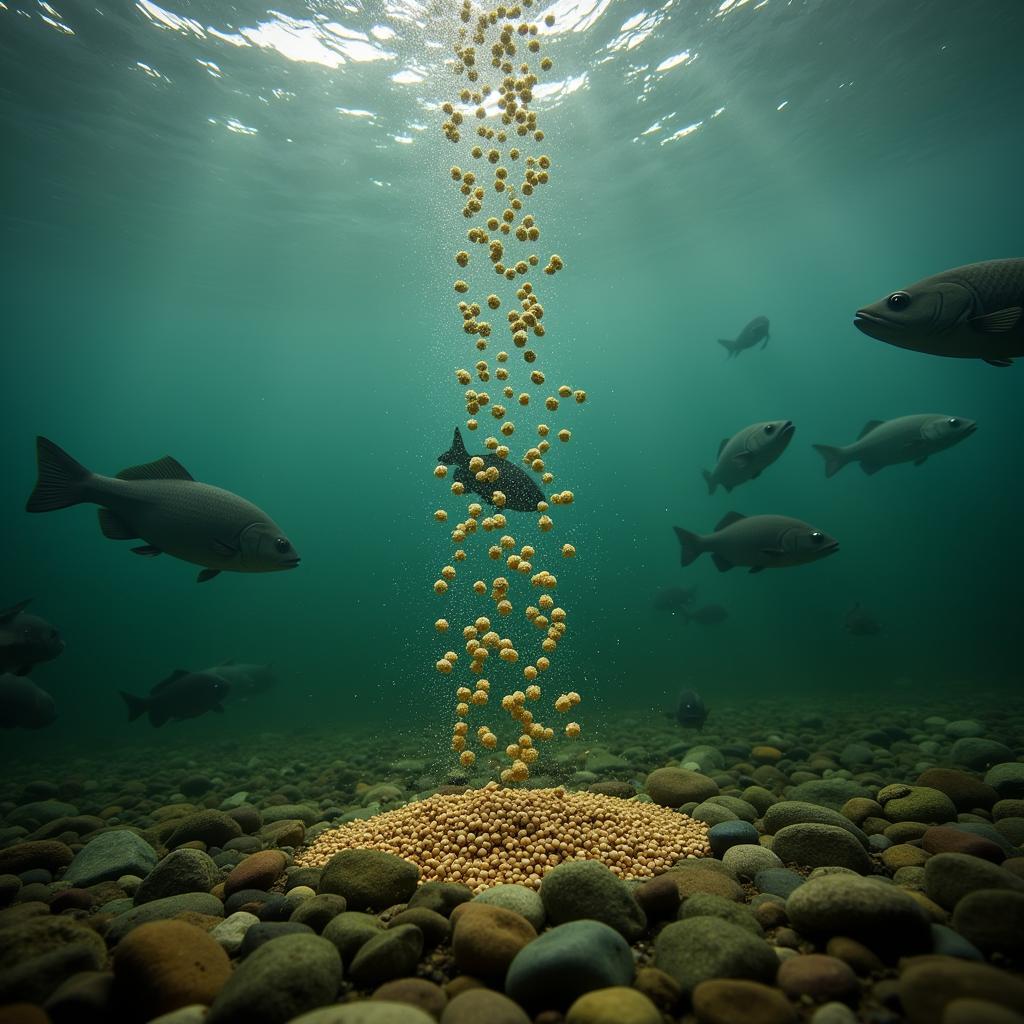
[
  {"xmin": 784, "ymin": 779, "xmax": 871, "ymax": 809},
  {"xmin": 504, "ymin": 920, "xmax": 634, "ymax": 1012},
  {"xmin": 708, "ymin": 821, "xmax": 759, "ymax": 856},
  {"xmin": 289, "ymin": 1003, "xmax": 436, "ymax": 1024},
  {"xmin": 721, "ymin": 844, "xmax": 782, "ymax": 879},
  {"xmin": 64, "ymin": 831, "xmax": 157, "ymax": 886},
  {"xmin": 665, "ymin": 864, "xmax": 742, "ymax": 902},
  {"xmin": 539, "ymin": 859, "xmax": 646, "ymax": 940},
  {"xmin": 135, "ymin": 849, "xmax": 221, "ymax": 904},
  {"xmin": 678, "ymin": 892, "xmax": 762, "ymax": 935},
  {"xmin": 8, "ymin": 802, "xmax": 79, "ymax": 828},
  {"xmin": 322, "ymin": 911, "xmax": 386, "ymax": 967},
  {"xmin": 690, "ymin": 978, "xmax": 798, "ymax": 1024},
  {"xmin": 921, "ymin": 825, "xmax": 1005, "ymax": 863},
  {"xmin": 899, "ymin": 956, "xmax": 1024, "ymax": 1024},
  {"xmin": 632, "ymin": 874, "xmax": 681, "ymax": 921},
  {"xmin": 762, "ymin": 802, "xmax": 869, "ymax": 845},
  {"xmin": 655, "ymin": 917, "xmax": 777, "ymax": 994},
  {"xmin": 824, "ymin": 936, "xmax": 883, "ymax": 975},
  {"xmin": 916, "ymin": 768, "xmax": 999, "ymax": 810},
  {"xmin": 565, "ymin": 986, "xmax": 661, "ymax": 1024},
  {"xmin": 986, "ymin": 763, "xmax": 1024, "ymax": 799},
  {"xmin": 930, "ymin": 923, "xmax": 984, "ymax": 961},
  {"xmin": 104, "ymin": 892, "xmax": 225, "ymax": 945},
  {"xmin": 388, "ymin": 908, "xmax": 449, "ymax": 950},
  {"xmin": 238, "ymin": 921, "xmax": 316, "ymax": 957},
  {"xmin": 112, "ymin": 920, "xmax": 231, "ymax": 1018},
  {"xmin": 406, "ymin": 882, "xmax": 473, "ymax": 919},
  {"xmin": 951, "ymin": 739, "xmax": 1014, "ymax": 772},
  {"xmin": 261, "ymin": 804, "xmax": 321, "ymax": 826},
  {"xmin": 349, "ymin": 924, "xmax": 424, "ymax": 988},
  {"xmin": 206, "ymin": 933, "xmax": 342, "ymax": 1023},
  {"xmin": 771, "ymin": 823, "xmax": 871, "ymax": 874},
  {"xmin": 754, "ymin": 868, "xmax": 804, "ymax": 899},
  {"xmin": 809, "ymin": 1004, "xmax": 859, "ymax": 1024},
  {"xmin": 878, "ymin": 785, "xmax": 957, "ymax": 824},
  {"xmin": 290, "ymin": 893, "xmax": 349, "ymax": 933},
  {"xmin": 950, "ymin": 889, "xmax": 1024, "ymax": 958},
  {"xmin": 210, "ymin": 912, "xmax": 259, "ymax": 955},
  {"xmin": 645, "ymin": 767, "xmax": 719, "ymax": 807},
  {"xmin": 372, "ymin": 978, "xmax": 448, "ymax": 1019},
  {"xmin": 924, "ymin": 852, "xmax": 1024, "ymax": 910},
  {"xmin": 166, "ymin": 811, "xmax": 243, "ymax": 848},
  {"xmin": 471, "ymin": 883, "xmax": 545, "ymax": 930},
  {"xmin": 943, "ymin": 998, "xmax": 1024, "ymax": 1024},
  {"xmin": 785, "ymin": 874, "xmax": 931, "ymax": 959},
  {"xmin": 43, "ymin": 968, "xmax": 115, "ymax": 1022},
  {"xmin": 319, "ymin": 850, "xmax": 420, "ymax": 912},
  {"xmin": 0, "ymin": 842, "xmax": 75, "ymax": 877},
  {"xmin": 451, "ymin": 903, "xmax": 535, "ymax": 980},
  {"xmin": 259, "ymin": 819, "xmax": 306, "ymax": 848},
  {"xmin": 777, "ymin": 953, "xmax": 858, "ymax": 1003}
]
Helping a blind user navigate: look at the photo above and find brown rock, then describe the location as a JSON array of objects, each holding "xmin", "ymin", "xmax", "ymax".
[
  {"xmin": 373, "ymin": 977, "xmax": 448, "ymax": 1019},
  {"xmin": 646, "ymin": 768, "xmax": 719, "ymax": 808},
  {"xmin": 259, "ymin": 819, "xmax": 306, "ymax": 848},
  {"xmin": 691, "ymin": 979, "xmax": 798, "ymax": 1024},
  {"xmin": 633, "ymin": 965, "xmax": 682, "ymax": 1012},
  {"xmin": 450, "ymin": 903, "xmax": 536, "ymax": 981},
  {"xmin": 943, "ymin": 997, "xmax": 1024, "ymax": 1024},
  {"xmin": 566, "ymin": 986, "xmax": 661, "ymax": 1024},
  {"xmin": 665, "ymin": 866, "xmax": 742, "ymax": 902},
  {"xmin": 751, "ymin": 747, "xmax": 782, "ymax": 764},
  {"xmin": 825, "ymin": 936, "xmax": 884, "ymax": 975},
  {"xmin": 0, "ymin": 916, "xmax": 106, "ymax": 970},
  {"xmin": 899, "ymin": 957, "xmax": 1024, "ymax": 1024},
  {"xmin": 441, "ymin": 988, "xmax": 530, "ymax": 1024},
  {"xmin": 916, "ymin": 769, "xmax": 999, "ymax": 811},
  {"xmin": 841, "ymin": 798, "xmax": 883, "ymax": 824},
  {"xmin": 921, "ymin": 826, "xmax": 1005, "ymax": 863},
  {"xmin": 0, "ymin": 842, "xmax": 74, "ymax": 875},
  {"xmin": 389, "ymin": 908, "xmax": 450, "ymax": 950},
  {"xmin": 48, "ymin": 889, "xmax": 95, "ymax": 913},
  {"xmin": 777, "ymin": 953, "xmax": 858, "ymax": 1003},
  {"xmin": 112, "ymin": 919, "xmax": 231, "ymax": 1017},
  {"xmin": 443, "ymin": 976, "xmax": 484, "ymax": 999},
  {"xmin": 1003, "ymin": 858, "xmax": 1024, "ymax": 880},
  {"xmin": 0, "ymin": 1006, "xmax": 50, "ymax": 1024},
  {"xmin": 633, "ymin": 874, "xmax": 681, "ymax": 921},
  {"xmin": 223, "ymin": 850, "xmax": 287, "ymax": 898}
]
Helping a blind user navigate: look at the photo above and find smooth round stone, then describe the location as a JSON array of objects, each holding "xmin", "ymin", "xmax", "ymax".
[
  {"xmin": 916, "ymin": 769, "xmax": 999, "ymax": 811},
  {"xmin": 707, "ymin": 796, "xmax": 759, "ymax": 822},
  {"xmin": 322, "ymin": 912, "xmax": 386, "ymax": 967},
  {"xmin": 441, "ymin": 989, "xmax": 529, "ymax": 1024},
  {"xmin": 930, "ymin": 924, "xmax": 984, "ymax": 961},
  {"xmin": 206, "ymin": 933, "xmax": 341, "ymax": 1023},
  {"xmin": 809, "ymin": 1004, "xmax": 859, "ymax": 1024},
  {"xmin": 472, "ymin": 884, "xmax": 545, "ymax": 930},
  {"xmin": 505, "ymin": 920, "xmax": 634, "ymax": 1013},
  {"xmin": 112, "ymin": 920, "xmax": 232, "ymax": 1018},
  {"xmin": 951, "ymin": 739, "xmax": 1015, "ymax": 772},
  {"xmin": 899, "ymin": 957, "xmax": 1024, "ymax": 1024},
  {"xmin": 771, "ymin": 824, "xmax": 871, "ymax": 874},
  {"xmin": 762, "ymin": 803, "xmax": 868, "ymax": 846},
  {"xmin": 665, "ymin": 864, "xmax": 742, "ymax": 902},
  {"xmin": 238, "ymin": 921, "xmax": 316, "ymax": 957},
  {"xmin": 210, "ymin": 912, "xmax": 259, "ymax": 955},
  {"xmin": 64, "ymin": 832, "xmax": 157, "ymax": 886},
  {"xmin": 645, "ymin": 768, "xmax": 719, "ymax": 808},
  {"xmin": 943, "ymin": 998, "xmax": 1024, "ymax": 1024},
  {"xmin": 135, "ymin": 849, "xmax": 221, "ymax": 905},
  {"xmin": 995, "ymin": 817, "xmax": 1024, "ymax": 845},
  {"xmin": 691, "ymin": 978, "xmax": 798, "ymax": 1024},
  {"xmin": 349, "ymin": 925, "xmax": 423, "ymax": 988},
  {"xmin": 784, "ymin": 779, "xmax": 871, "ymax": 810},
  {"xmin": 633, "ymin": 874, "xmax": 682, "ymax": 921},
  {"xmin": 879, "ymin": 786, "xmax": 957, "ymax": 824},
  {"xmin": 166, "ymin": 811, "xmax": 243, "ymax": 849},
  {"xmin": 777, "ymin": 953, "xmax": 858, "ymax": 1003},
  {"xmin": 654, "ymin": 918, "xmax": 776, "ymax": 995},
  {"xmin": 880, "ymin": 844, "xmax": 929, "ymax": 870},
  {"xmin": 921, "ymin": 826, "xmax": 1004, "ymax": 863},
  {"xmin": 565, "ymin": 986, "xmax": 661, "ymax": 1024},
  {"xmin": 709, "ymin": 821, "xmax": 759, "ymax": 857},
  {"xmin": 319, "ymin": 850, "xmax": 419, "ymax": 912},
  {"xmin": 951, "ymin": 890, "xmax": 1024, "ymax": 958},
  {"xmin": 372, "ymin": 979, "xmax": 447, "ymax": 1020},
  {"xmin": 290, "ymin": 1003, "xmax": 436, "ymax": 1024},
  {"xmin": 924, "ymin": 852, "xmax": 1024, "ymax": 910},
  {"xmin": 451, "ymin": 904, "xmax": 535, "ymax": 980},
  {"xmin": 721, "ymin": 844, "xmax": 782, "ymax": 879},
  {"xmin": 539, "ymin": 860, "xmax": 645, "ymax": 941},
  {"xmin": 387, "ymin": 909, "xmax": 449, "ymax": 951},
  {"xmin": 406, "ymin": 882, "xmax": 473, "ymax": 919},
  {"xmin": 692, "ymin": 802, "xmax": 739, "ymax": 826},
  {"xmin": 290, "ymin": 894, "xmax": 348, "ymax": 933},
  {"xmin": 825, "ymin": 936, "xmax": 883, "ymax": 975},
  {"xmin": 224, "ymin": 889, "xmax": 271, "ymax": 915},
  {"xmin": 840, "ymin": 798, "xmax": 883, "ymax": 825},
  {"xmin": 754, "ymin": 868, "xmax": 804, "ymax": 899},
  {"xmin": 224, "ymin": 851, "xmax": 288, "ymax": 898},
  {"xmin": 868, "ymin": 835, "xmax": 892, "ymax": 853},
  {"xmin": 785, "ymin": 875, "xmax": 931, "ymax": 959},
  {"xmin": 986, "ymin": 764, "xmax": 1024, "ymax": 800},
  {"xmin": 678, "ymin": 893, "xmax": 762, "ymax": 935},
  {"xmin": 105, "ymin": 893, "xmax": 225, "ymax": 945}
]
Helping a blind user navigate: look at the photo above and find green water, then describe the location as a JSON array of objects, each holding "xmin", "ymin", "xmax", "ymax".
[{"xmin": 2, "ymin": 0, "xmax": 1022, "ymax": 756}]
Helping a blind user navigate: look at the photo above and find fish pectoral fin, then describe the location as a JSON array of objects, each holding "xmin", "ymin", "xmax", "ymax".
[
  {"xmin": 197, "ymin": 569, "xmax": 221, "ymax": 583},
  {"xmin": 116, "ymin": 455, "xmax": 194, "ymax": 481},
  {"xmin": 710, "ymin": 552, "xmax": 734, "ymax": 572},
  {"xmin": 97, "ymin": 508, "xmax": 139, "ymax": 540},
  {"xmin": 970, "ymin": 306, "xmax": 1022, "ymax": 333},
  {"xmin": 130, "ymin": 545, "xmax": 162, "ymax": 557},
  {"xmin": 983, "ymin": 357, "xmax": 1013, "ymax": 367},
  {"xmin": 761, "ymin": 336, "xmax": 769, "ymax": 348}
]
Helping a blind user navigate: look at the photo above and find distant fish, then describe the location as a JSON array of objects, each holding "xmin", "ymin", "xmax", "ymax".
[
  {"xmin": 812, "ymin": 414, "xmax": 976, "ymax": 478},
  {"xmin": 206, "ymin": 661, "xmax": 278, "ymax": 699},
  {"xmin": 438, "ymin": 427, "xmax": 545, "ymax": 512},
  {"xmin": 844, "ymin": 603, "xmax": 881, "ymax": 637},
  {"xmin": 674, "ymin": 689, "xmax": 709, "ymax": 731},
  {"xmin": 682, "ymin": 604, "xmax": 729, "ymax": 626},
  {"xmin": 120, "ymin": 669, "xmax": 229, "ymax": 727},
  {"xmin": 25, "ymin": 437, "xmax": 300, "ymax": 583},
  {"xmin": 674, "ymin": 512, "xmax": 839, "ymax": 573},
  {"xmin": 854, "ymin": 258, "xmax": 1024, "ymax": 366},
  {"xmin": 719, "ymin": 316, "xmax": 770, "ymax": 358},
  {"xmin": 0, "ymin": 599, "xmax": 64, "ymax": 676},
  {"xmin": 0, "ymin": 673, "xmax": 57, "ymax": 729},
  {"xmin": 703, "ymin": 420, "xmax": 794, "ymax": 495},
  {"xmin": 653, "ymin": 586, "xmax": 697, "ymax": 611}
]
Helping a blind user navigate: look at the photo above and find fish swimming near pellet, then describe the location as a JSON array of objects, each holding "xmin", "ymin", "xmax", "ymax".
[
  {"xmin": 25, "ymin": 437, "xmax": 300, "ymax": 583},
  {"xmin": 682, "ymin": 604, "xmax": 729, "ymax": 626},
  {"xmin": 703, "ymin": 420, "xmax": 794, "ymax": 495},
  {"xmin": 844, "ymin": 603, "xmax": 881, "ymax": 637},
  {"xmin": 674, "ymin": 689, "xmax": 709, "ymax": 731},
  {"xmin": 438, "ymin": 427, "xmax": 545, "ymax": 512},
  {"xmin": 0, "ymin": 673, "xmax": 57, "ymax": 729},
  {"xmin": 674, "ymin": 512, "xmax": 839, "ymax": 573},
  {"xmin": 120, "ymin": 669, "xmax": 229, "ymax": 727},
  {"xmin": 653, "ymin": 586, "xmax": 697, "ymax": 612},
  {"xmin": 718, "ymin": 316, "xmax": 770, "ymax": 358},
  {"xmin": 206, "ymin": 661, "xmax": 278, "ymax": 699},
  {"xmin": 853, "ymin": 258, "xmax": 1024, "ymax": 366},
  {"xmin": 811, "ymin": 414, "xmax": 976, "ymax": 478},
  {"xmin": 0, "ymin": 599, "xmax": 64, "ymax": 676}
]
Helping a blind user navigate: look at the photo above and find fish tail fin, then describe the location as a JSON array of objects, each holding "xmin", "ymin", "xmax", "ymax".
[
  {"xmin": 119, "ymin": 690, "xmax": 149, "ymax": 722},
  {"xmin": 439, "ymin": 427, "xmax": 469, "ymax": 466},
  {"xmin": 701, "ymin": 469, "xmax": 717, "ymax": 496},
  {"xmin": 718, "ymin": 338, "xmax": 736, "ymax": 358},
  {"xmin": 25, "ymin": 437, "xmax": 93, "ymax": 512},
  {"xmin": 673, "ymin": 526, "xmax": 705, "ymax": 567},
  {"xmin": 812, "ymin": 444, "xmax": 848, "ymax": 479}
]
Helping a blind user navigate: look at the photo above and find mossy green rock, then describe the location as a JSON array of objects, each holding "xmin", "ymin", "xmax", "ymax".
[
  {"xmin": 319, "ymin": 850, "xmax": 419, "ymax": 912},
  {"xmin": 654, "ymin": 917, "xmax": 776, "ymax": 994},
  {"xmin": 540, "ymin": 860, "xmax": 645, "ymax": 941},
  {"xmin": 878, "ymin": 786, "xmax": 957, "ymax": 824}
]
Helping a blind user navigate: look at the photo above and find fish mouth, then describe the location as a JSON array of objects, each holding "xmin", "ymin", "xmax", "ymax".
[
  {"xmin": 780, "ymin": 421, "xmax": 795, "ymax": 437},
  {"xmin": 853, "ymin": 311, "xmax": 890, "ymax": 338},
  {"xmin": 281, "ymin": 557, "xmax": 301, "ymax": 569},
  {"xmin": 964, "ymin": 423, "xmax": 978, "ymax": 436},
  {"xmin": 822, "ymin": 542, "xmax": 840, "ymax": 556}
]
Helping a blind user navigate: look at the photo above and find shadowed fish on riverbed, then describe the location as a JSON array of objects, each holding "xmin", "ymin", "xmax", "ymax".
[
  {"xmin": 0, "ymin": 673, "xmax": 57, "ymax": 729},
  {"xmin": 670, "ymin": 689, "xmax": 709, "ymax": 731},
  {"xmin": 120, "ymin": 670, "xmax": 229, "ymax": 727}
]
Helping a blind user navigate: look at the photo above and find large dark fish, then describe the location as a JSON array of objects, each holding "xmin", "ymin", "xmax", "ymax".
[
  {"xmin": 854, "ymin": 258, "xmax": 1024, "ymax": 367},
  {"xmin": 120, "ymin": 669, "xmax": 229, "ymax": 727},
  {"xmin": 0, "ymin": 599, "xmax": 64, "ymax": 676},
  {"xmin": 675, "ymin": 689, "xmax": 709, "ymax": 731},
  {"xmin": 844, "ymin": 603, "xmax": 880, "ymax": 637},
  {"xmin": 682, "ymin": 604, "xmax": 729, "ymax": 626},
  {"xmin": 718, "ymin": 316, "xmax": 770, "ymax": 358},
  {"xmin": 205, "ymin": 661, "xmax": 278, "ymax": 699},
  {"xmin": 438, "ymin": 427, "xmax": 545, "ymax": 512},
  {"xmin": 653, "ymin": 586, "xmax": 697, "ymax": 611},
  {"xmin": 703, "ymin": 420, "xmax": 794, "ymax": 495},
  {"xmin": 0, "ymin": 673, "xmax": 57, "ymax": 729},
  {"xmin": 812, "ymin": 414, "xmax": 976, "ymax": 478},
  {"xmin": 674, "ymin": 512, "xmax": 839, "ymax": 573},
  {"xmin": 25, "ymin": 437, "xmax": 300, "ymax": 583}
]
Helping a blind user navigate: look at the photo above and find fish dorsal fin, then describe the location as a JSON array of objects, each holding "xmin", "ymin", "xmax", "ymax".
[
  {"xmin": 714, "ymin": 511, "xmax": 746, "ymax": 532},
  {"xmin": 971, "ymin": 307, "xmax": 1022, "ymax": 333},
  {"xmin": 0, "ymin": 599, "xmax": 31, "ymax": 624},
  {"xmin": 717, "ymin": 438, "xmax": 730, "ymax": 458},
  {"xmin": 116, "ymin": 456, "xmax": 194, "ymax": 482},
  {"xmin": 152, "ymin": 668, "xmax": 190, "ymax": 693},
  {"xmin": 858, "ymin": 420, "xmax": 884, "ymax": 440}
]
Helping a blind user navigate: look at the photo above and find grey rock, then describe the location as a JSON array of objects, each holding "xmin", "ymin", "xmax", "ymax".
[
  {"xmin": 105, "ymin": 892, "xmax": 225, "ymax": 945},
  {"xmin": 322, "ymin": 911, "xmax": 386, "ymax": 967},
  {"xmin": 762, "ymin": 802, "xmax": 869, "ymax": 846},
  {"xmin": 472, "ymin": 884, "xmax": 546, "ymax": 931},
  {"xmin": 64, "ymin": 831, "xmax": 158, "ymax": 887},
  {"xmin": 319, "ymin": 849, "xmax": 419, "ymax": 912},
  {"xmin": 951, "ymin": 738, "xmax": 1015, "ymax": 771},
  {"xmin": 134, "ymin": 848, "xmax": 221, "ymax": 904},
  {"xmin": 677, "ymin": 892, "xmax": 763, "ymax": 934},
  {"xmin": 211, "ymin": 911, "xmax": 260, "ymax": 955},
  {"xmin": 721, "ymin": 844, "xmax": 783, "ymax": 879},
  {"xmin": 923, "ymin": 852, "xmax": 1024, "ymax": 910},
  {"xmin": 349, "ymin": 924, "xmax": 423, "ymax": 987},
  {"xmin": 771, "ymin": 823, "xmax": 872, "ymax": 874},
  {"xmin": 784, "ymin": 779, "xmax": 872, "ymax": 810}
]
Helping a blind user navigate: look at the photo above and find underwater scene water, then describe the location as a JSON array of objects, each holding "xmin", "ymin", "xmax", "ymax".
[{"xmin": 2, "ymin": 0, "xmax": 1024, "ymax": 1021}]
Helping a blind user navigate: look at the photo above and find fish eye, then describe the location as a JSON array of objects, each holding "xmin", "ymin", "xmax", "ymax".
[
  {"xmin": 948, "ymin": 417, "xmax": 960, "ymax": 428},
  {"xmin": 274, "ymin": 537, "xmax": 291, "ymax": 553},
  {"xmin": 886, "ymin": 291, "xmax": 911, "ymax": 311},
  {"xmin": 764, "ymin": 424, "xmax": 775, "ymax": 434},
  {"xmin": 810, "ymin": 532, "xmax": 824, "ymax": 544}
]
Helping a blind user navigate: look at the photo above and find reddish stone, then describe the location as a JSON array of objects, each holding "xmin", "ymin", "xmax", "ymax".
[
  {"xmin": 223, "ymin": 850, "xmax": 288, "ymax": 898},
  {"xmin": 921, "ymin": 826, "xmax": 1005, "ymax": 864}
]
